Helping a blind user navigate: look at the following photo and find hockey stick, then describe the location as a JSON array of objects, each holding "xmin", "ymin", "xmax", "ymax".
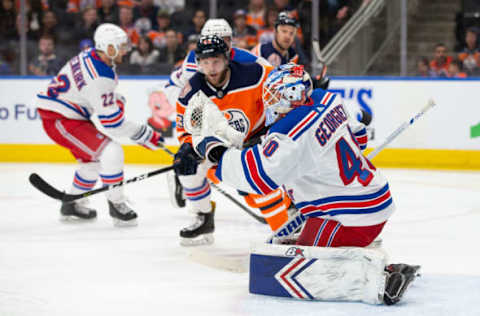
[
  {"xmin": 29, "ymin": 165, "xmax": 174, "ymax": 202},
  {"xmin": 159, "ymin": 143, "xmax": 267, "ymax": 224},
  {"xmin": 367, "ymin": 99, "xmax": 436, "ymax": 159},
  {"xmin": 266, "ymin": 98, "xmax": 437, "ymax": 243}
]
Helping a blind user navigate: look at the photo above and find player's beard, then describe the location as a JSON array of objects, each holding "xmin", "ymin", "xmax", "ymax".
[{"xmin": 207, "ymin": 67, "xmax": 229, "ymax": 87}]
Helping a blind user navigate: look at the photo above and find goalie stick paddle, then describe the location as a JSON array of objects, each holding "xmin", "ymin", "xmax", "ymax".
[
  {"xmin": 29, "ymin": 165, "xmax": 174, "ymax": 202},
  {"xmin": 266, "ymin": 98, "xmax": 437, "ymax": 243}
]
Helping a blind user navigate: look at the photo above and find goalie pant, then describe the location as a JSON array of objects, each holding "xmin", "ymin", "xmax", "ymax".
[{"xmin": 214, "ymin": 88, "xmax": 395, "ymax": 247}]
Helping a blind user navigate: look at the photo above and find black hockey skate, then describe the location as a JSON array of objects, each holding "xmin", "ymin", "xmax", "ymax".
[
  {"xmin": 108, "ymin": 200, "xmax": 138, "ymax": 227},
  {"xmin": 180, "ymin": 202, "xmax": 215, "ymax": 246},
  {"xmin": 384, "ymin": 263, "xmax": 421, "ymax": 305},
  {"xmin": 167, "ymin": 172, "xmax": 186, "ymax": 208},
  {"xmin": 60, "ymin": 201, "xmax": 97, "ymax": 221}
]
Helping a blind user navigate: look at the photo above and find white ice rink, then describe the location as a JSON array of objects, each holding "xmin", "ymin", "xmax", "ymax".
[{"xmin": 1, "ymin": 163, "xmax": 480, "ymax": 316}]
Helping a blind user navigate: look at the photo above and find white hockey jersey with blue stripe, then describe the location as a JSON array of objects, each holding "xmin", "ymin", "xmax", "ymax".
[
  {"xmin": 36, "ymin": 48, "xmax": 142, "ymax": 138},
  {"xmin": 216, "ymin": 89, "xmax": 394, "ymax": 227}
]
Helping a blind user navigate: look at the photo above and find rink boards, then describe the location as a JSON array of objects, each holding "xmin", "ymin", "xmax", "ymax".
[{"xmin": 1, "ymin": 76, "xmax": 480, "ymax": 169}]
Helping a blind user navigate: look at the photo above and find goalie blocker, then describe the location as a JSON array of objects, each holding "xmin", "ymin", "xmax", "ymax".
[{"xmin": 249, "ymin": 243, "xmax": 420, "ymax": 305}]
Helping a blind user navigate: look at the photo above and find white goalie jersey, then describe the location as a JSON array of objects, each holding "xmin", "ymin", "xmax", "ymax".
[
  {"xmin": 36, "ymin": 48, "xmax": 142, "ymax": 139},
  {"xmin": 215, "ymin": 89, "xmax": 395, "ymax": 227}
]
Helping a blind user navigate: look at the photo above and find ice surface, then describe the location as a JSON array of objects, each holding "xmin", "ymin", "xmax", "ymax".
[{"xmin": 1, "ymin": 163, "xmax": 479, "ymax": 316}]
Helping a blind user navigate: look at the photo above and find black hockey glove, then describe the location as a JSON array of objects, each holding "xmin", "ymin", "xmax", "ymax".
[
  {"xmin": 195, "ymin": 136, "xmax": 228, "ymax": 164},
  {"xmin": 174, "ymin": 143, "xmax": 201, "ymax": 176},
  {"xmin": 312, "ymin": 75, "xmax": 330, "ymax": 90}
]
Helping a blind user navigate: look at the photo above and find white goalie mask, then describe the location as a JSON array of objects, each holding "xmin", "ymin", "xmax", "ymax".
[
  {"xmin": 263, "ymin": 63, "xmax": 313, "ymax": 126},
  {"xmin": 201, "ymin": 19, "xmax": 233, "ymax": 39},
  {"xmin": 94, "ymin": 23, "xmax": 131, "ymax": 59}
]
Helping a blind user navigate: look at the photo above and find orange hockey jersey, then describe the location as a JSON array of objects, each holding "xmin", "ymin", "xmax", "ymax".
[{"xmin": 176, "ymin": 61, "xmax": 273, "ymax": 145}]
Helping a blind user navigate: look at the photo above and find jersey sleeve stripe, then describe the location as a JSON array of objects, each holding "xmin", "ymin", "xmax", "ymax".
[
  {"xmin": 84, "ymin": 57, "xmax": 98, "ymax": 79},
  {"xmin": 287, "ymin": 111, "xmax": 320, "ymax": 140},
  {"xmin": 241, "ymin": 147, "xmax": 277, "ymax": 195},
  {"xmin": 98, "ymin": 109, "xmax": 125, "ymax": 128}
]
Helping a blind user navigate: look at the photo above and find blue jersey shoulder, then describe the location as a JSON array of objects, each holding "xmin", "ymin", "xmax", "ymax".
[
  {"xmin": 87, "ymin": 49, "xmax": 115, "ymax": 80},
  {"xmin": 310, "ymin": 88, "xmax": 337, "ymax": 107},
  {"xmin": 231, "ymin": 47, "xmax": 258, "ymax": 63},
  {"xmin": 268, "ymin": 106, "xmax": 318, "ymax": 136}
]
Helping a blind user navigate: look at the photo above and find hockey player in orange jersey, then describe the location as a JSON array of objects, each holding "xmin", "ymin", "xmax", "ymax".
[{"xmin": 174, "ymin": 35, "xmax": 293, "ymax": 245}]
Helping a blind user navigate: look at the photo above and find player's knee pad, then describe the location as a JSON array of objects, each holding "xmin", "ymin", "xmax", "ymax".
[
  {"xmin": 99, "ymin": 141, "xmax": 124, "ymax": 173},
  {"xmin": 249, "ymin": 243, "xmax": 387, "ymax": 304}
]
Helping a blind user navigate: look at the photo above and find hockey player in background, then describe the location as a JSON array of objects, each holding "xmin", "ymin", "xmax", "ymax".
[
  {"xmin": 160, "ymin": 18, "xmax": 270, "ymax": 209},
  {"xmin": 173, "ymin": 35, "xmax": 290, "ymax": 246},
  {"xmin": 251, "ymin": 12, "xmax": 299, "ymax": 67},
  {"xmin": 36, "ymin": 23, "xmax": 164, "ymax": 226},
  {"xmin": 186, "ymin": 63, "xmax": 420, "ymax": 305}
]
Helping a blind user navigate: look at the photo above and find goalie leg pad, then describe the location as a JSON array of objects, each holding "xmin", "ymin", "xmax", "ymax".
[{"xmin": 249, "ymin": 243, "xmax": 387, "ymax": 305}]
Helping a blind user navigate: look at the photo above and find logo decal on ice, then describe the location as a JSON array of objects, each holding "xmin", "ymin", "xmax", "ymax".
[{"xmin": 285, "ymin": 247, "xmax": 304, "ymax": 257}]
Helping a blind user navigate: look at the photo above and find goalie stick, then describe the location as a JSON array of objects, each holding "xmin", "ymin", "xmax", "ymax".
[
  {"xmin": 158, "ymin": 143, "xmax": 267, "ymax": 224},
  {"xmin": 29, "ymin": 165, "xmax": 174, "ymax": 202}
]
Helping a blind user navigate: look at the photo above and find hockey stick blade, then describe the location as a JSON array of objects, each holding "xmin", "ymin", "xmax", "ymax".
[
  {"xmin": 29, "ymin": 165, "xmax": 175, "ymax": 202},
  {"xmin": 29, "ymin": 173, "xmax": 67, "ymax": 200}
]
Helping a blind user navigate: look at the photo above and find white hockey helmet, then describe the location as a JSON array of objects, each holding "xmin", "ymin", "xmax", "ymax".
[
  {"xmin": 201, "ymin": 19, "xmax": 233, "ymax": 38},
  {"xmin": 263, "ymin": 63, "xmax": 313, "ymax": 126},
  {"xmin": 94, "ymin": 23, "xmax": 131, "ymax": 58}
]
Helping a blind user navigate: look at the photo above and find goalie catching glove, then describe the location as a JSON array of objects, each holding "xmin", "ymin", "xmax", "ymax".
[
  {"xmin": 184, "ymin": 91, "xmax": 244, "ymax": 164},
  {"xmin": 131, "ymin": 124, "xmax": 164, "ymax": 150}
]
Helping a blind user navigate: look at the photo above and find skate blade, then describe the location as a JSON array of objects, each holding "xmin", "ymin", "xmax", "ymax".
[
  {"xmin": 60, "ymin": 215, "xmax": 96, "ymax": 222},
  {"xmin": 112, "ymin": 218, "xmax": 138, "ymax": 227},
  {"xmin": 180, "ymin": 233, "xmax": 214, "ymax": 247}
]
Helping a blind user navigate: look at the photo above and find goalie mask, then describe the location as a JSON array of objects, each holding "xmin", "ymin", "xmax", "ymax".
[{"xmin": 263, "ymin": 63, "xmax": 312, "ymax": 126}]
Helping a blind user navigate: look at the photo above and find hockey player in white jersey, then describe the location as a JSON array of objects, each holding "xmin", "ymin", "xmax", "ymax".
[
  {"xmin": 186, "ymin": 63, "xmax": 420, "ymax": 305},
  {"xmin": 36, "ymin": 23, "xmax": 164, "ymax": 226}
]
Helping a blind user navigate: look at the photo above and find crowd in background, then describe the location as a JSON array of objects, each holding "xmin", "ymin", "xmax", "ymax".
[{"xmin": 0, "ymin": 0, "xmax": 366, "ymax": 75}]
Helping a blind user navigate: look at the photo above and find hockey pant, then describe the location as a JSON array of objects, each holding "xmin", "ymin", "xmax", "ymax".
[
  {"xmin": 38, "ymin": 109, "xmax": 126, "ymax": 203},
  {"xmin": 296, "ymin": 217, "xmax": 386, "ymax": 247}
]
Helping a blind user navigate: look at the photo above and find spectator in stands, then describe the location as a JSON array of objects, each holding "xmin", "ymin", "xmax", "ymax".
[
  {"xmin": 183, "ymin": 9, "xmax": 206, "ymax": 40},
  {"xmin": 251, "ymin": 11, "xmax": 299, "ymax": 67},
  {"xmin": 232, "ymin": 9, "xmax": 258, "ymax": 50},
  {"xmin": 246, "ymin": 0, "xmax": 266, "ymax": 31},
  {"xmin": 39, "ymin": 10, "xmax": 59, "ymax": 37},
  {"xmin": 430, "ymin": 43, "xmax": 453, "ymax": 77},
  {"xmin": 129, "ymin": 35, "xmax": 160, "ymax": 69},
  {"xmin": 257, "ymin": 5, "xmax": 279, "ymax": 44},
  {"xmin": 66, "ymin": 0, "xmax": 101, "ymax": 13},
  {"xmin": 0, "ymin": 47, "xmax": 14, "ymax": 74},
  {"xmin": 415, "ymin": 56, "xmax": 436, "ymax": 77},
  {"xmin": 457, "ymin": 27, "xmax": 480, "ymax": 75},
  {"xmin": 97, "ymin": 0, "xmax": 119, "ymax": 24},
  {"xmin": 447, "ymin": 59, "xmax": 468, "ymax": 78},
  {"xmin": 185, "ymin": 33, "xmax": 199, "ymax": 52},
  {"xmin": 147, "ymin": 10, "xmax": 171, "ymax": 48},
  {"xmin": 73, "ymin": 6, "xmax": 99, "ymax": 42},
  {"xmin": 158, "ymin": 28, "xmax": 184, "ymax": 66},
  {"xmin": 0, "ymin": 0, "xmax": 17, "ymax": 41},
  {"xmin": 28, "ymin": 34, "xmax": 63, "ymax": 76},
  {"xmin": 119, "ymin": 5, "xmax": 140, "ymax": 47},
  {"xmin": 133, "ymin": 0, "xmax": 160, "ymax": 31}
]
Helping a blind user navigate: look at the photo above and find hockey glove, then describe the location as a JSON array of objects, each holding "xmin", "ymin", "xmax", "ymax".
[
  {"xmin": 194, "ymin": 136, "xmax": 228, "ymax": 164},
  {"xmin": 131, "ymin": 124, "xmax": 164, "ymax": 150},
  {"xmin": 174, "ymin": 142, "xmax": 201, "ymax": 176}
]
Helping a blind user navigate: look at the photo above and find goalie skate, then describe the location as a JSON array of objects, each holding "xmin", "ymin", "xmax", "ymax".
[
  {"xmin": 166, "ymin": 172, "xmax": 186, "ymax": 208},
  {"xmin": 108, "ymin": 200, "xmax": 138, "ymax": 227},
  {"xmin": 384, "ymin": 263, "xmax": 421, "ymax": 305},
  {"xmin": 60, "ymin": 200, "xmax": 97, "ymax": 221},
  {"xmin": 180, "ymin": 202, "xmax": 215, "ymax": 246}
]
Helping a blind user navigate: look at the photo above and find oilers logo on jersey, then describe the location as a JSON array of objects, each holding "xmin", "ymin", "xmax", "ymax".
[{"xmin": 225, "ymin": 109, "xmax": 250, "ymax": 135}]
